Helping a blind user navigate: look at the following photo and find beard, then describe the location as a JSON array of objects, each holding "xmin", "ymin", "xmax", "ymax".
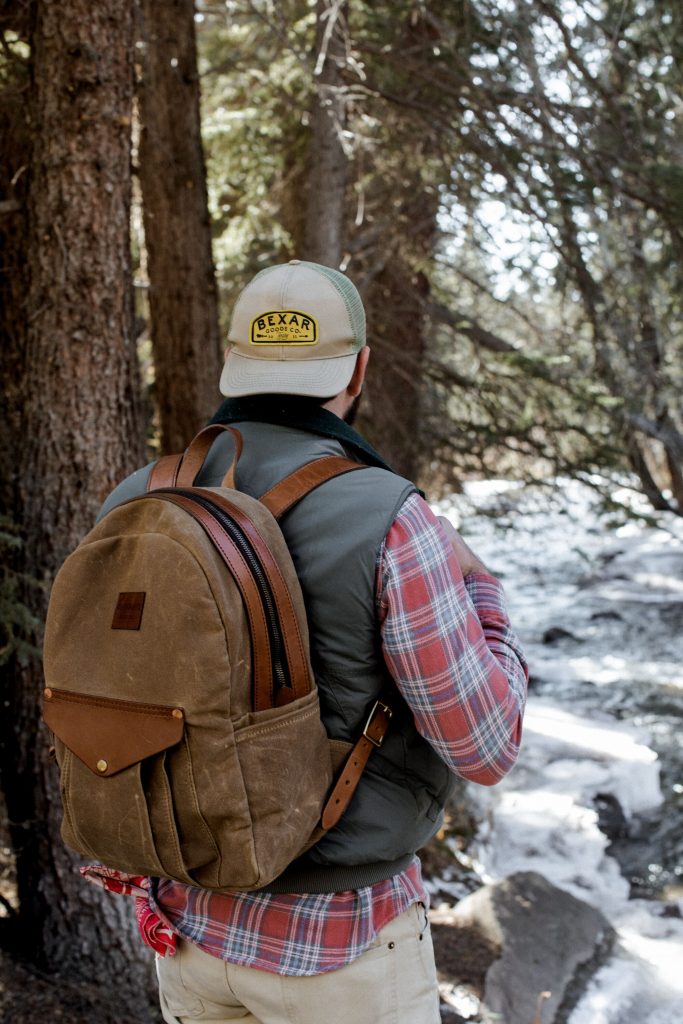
[{"xmin": 343, "ymin": 393, "xmax": 362, "ymax": 426}]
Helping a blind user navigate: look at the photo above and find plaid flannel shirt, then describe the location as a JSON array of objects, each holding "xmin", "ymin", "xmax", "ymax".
[{"xmin": 87, "ymin": 491, "xmax": 528, "ymax": 975}]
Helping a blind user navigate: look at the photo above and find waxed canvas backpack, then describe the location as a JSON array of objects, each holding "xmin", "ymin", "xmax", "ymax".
[{"xmin": 42, "ymin": 425, "xmax": 392, "ymax": 891}]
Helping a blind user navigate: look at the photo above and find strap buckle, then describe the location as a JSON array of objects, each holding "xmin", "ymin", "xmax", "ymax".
[{"xmin": 362, "ymin": 700, "xmax": 393, "ymax": 748}]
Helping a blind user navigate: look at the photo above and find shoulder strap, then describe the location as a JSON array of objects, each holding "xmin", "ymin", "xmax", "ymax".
[
  {"xmin": 320, "ymin": 698, "xmax": 393, "ymax": 830},
  {"xmin": 259, "ymin": 456, "xmax": 366, "ymax": 520},
  {"xmin": 259, "ymin": 456, "xmax": 393, "ymax": 833},
  {"xmin": 146, "ymin": 427, "xmax": 366, "ymax": 506}
]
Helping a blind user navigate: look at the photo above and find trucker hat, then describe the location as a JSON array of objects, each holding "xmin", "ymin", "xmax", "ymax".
[{"xmin": 219, "ymin": 260, "xmax": 366, "ymax": 398}]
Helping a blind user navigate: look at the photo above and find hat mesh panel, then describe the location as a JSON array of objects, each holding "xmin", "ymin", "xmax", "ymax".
[{"xmin": 299, "ymin": 262, "xmax": 365, "ymax": 349}]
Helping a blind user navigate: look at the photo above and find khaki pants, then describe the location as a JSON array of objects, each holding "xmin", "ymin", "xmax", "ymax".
[{"xmin": 156, "ymin": 903, "xmax": 440, "ymax": 1024}]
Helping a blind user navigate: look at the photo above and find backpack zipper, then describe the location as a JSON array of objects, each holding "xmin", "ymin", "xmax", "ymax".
[{"xmin": 154, "ymin": 489, "xmax": 290, "ymax": 700}]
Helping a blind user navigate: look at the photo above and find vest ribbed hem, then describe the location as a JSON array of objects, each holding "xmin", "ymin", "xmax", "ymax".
[{"xmin": 252, "ymin": 854, "xmax": 415, "ymax": 894}]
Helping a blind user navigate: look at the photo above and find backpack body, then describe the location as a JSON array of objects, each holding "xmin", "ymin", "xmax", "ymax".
[{"xmin": 43, "ymin": 471, "xmax": 340, "ymax": 891}]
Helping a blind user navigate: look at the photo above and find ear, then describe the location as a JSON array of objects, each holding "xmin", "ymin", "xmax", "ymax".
[{"xmin": 348, "ymin": 347, "xmax": 371, "ymax": 397}]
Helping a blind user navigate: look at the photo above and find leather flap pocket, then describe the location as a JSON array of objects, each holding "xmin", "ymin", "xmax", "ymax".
[{"xmin": 43, "ymin": 687, "xmax": 184, "ymax": 777}]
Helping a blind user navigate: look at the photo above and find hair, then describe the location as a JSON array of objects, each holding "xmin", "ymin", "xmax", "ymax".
[{"xmin": 256, "ymin": 393, "xmax": 335, "ymax": 409}]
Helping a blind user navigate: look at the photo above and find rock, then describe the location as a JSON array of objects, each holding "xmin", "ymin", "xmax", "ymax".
[
  {"xmin": 542, "ymin": 626, "xmax": 579, "ymax": 644},
  {"xmin": 593, "ymin": 792, "xmax": 629, "ymax": 841},
  {"xmin": 432, "ymin": 871, "xmax": 614, "ymax": 1024}
]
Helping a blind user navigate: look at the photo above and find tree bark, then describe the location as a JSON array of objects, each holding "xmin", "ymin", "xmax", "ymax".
[
  {"xmin": 358, "ymin": 204, "xmax": 437, "ymax": 483},
  {"xmin": 138, "ymin": 0, "xmax": 222, "ymax": 454},
  {"xmin": 303, "ymin": 0, "xmax": 349, "ymax": 268},
  {"xmin": 0, "ymin": 2, "xmax": 155, "ymax": 1017},
  {"xmin": 345, "ymin": 5, "xmax": 442, "ymax": 483},
  {"xmin": 0, "ymin": 4, "xmax": 31, "ymax": 517}
]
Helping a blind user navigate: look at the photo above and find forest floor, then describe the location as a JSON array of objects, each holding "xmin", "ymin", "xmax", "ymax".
[
  {"xmin": 0, "ymin": 951, "xmax": 121, "ymax": 1023},
  {"xmin": 0, "ymin": 838, "xmax": 99, "ymax": 1022}
]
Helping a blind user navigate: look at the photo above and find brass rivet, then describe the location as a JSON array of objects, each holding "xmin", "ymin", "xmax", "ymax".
[
  {"xmin": 96, "ymin": 759, "xmax": 108, "ymax": 773},
  {"xmin": 44, "ymin": 688, "xmax": 53, "ymax": 699},
  {"xmin": 172, "ymin": 708, "xmax": 183, "ymax": 719}
]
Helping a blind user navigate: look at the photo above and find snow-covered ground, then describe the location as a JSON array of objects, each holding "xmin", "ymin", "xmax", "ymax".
[{"xmin": 436, "ymin": 479, "xmax": 683, "ymax": 1024}]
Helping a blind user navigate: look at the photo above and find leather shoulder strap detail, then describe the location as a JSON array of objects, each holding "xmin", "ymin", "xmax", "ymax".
[
  {"xmin": 146, "ymin": 453, "xmax": 183, "ymax": 491},
  {"xmin": 176, "ymin": 425, "xmax": 243, "ymax": 488},
  {"xmin": 259, "ymin": 457, "xmax": 367, "ymax": 521},
  {"xmin": 321, "ymin": 699, "xmax": 393, "ymax": 830}
]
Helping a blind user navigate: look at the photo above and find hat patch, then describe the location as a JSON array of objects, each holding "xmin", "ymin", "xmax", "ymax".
[{"xmin": 250, "ymin": 310, "xmax": 318, "ymax": 345}]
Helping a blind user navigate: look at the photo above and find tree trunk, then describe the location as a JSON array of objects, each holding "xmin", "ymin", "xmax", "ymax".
[
  {"xmin": 0, "ymin": 5, "xmax": 31, "ymax": 517},
  {"xmin": 0, "ymin": 2, "xmax": 155, "ymax": 1018},
  {"xmin": 345, "ymin": 5, "xmax": 441, "ymax": 483},
  {"xmin": 303, "ymin": 0, "xmax": 349, "ymax": 268},
  {"xmin": 355, "ymin": 173, "xmax": 439, "ymax": 482},
  {"xmin": 138, "ymin": 0, "xmax": 222, "ymax": 454},
  {"xmin": 359, "ymin": 240, "xmax": 436, "ymax": 483}
]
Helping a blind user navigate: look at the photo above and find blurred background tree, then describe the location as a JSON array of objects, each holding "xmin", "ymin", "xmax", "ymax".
[{"xmin": 137, "ymin": 0, "xmax": 222, "ymax": 454}]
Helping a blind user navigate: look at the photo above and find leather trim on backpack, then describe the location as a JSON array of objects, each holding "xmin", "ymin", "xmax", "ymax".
[
  {"xmin": 185, "ymin": 488, "xmax": 312, "ymax": 706},
  {"xmin": 259, "ymin": 456, "xmax": 365, "ymax": 520},
  {"xmin": 147, "ymin": 453, "xmax": 182, "ymax": 491},
  {"xmin": 147, "ymin": 491, "xmax": 277, "ymax": 711},
  {"xmin": 43, "ymin": 688, "xmax": 184, "ymax": 777}
]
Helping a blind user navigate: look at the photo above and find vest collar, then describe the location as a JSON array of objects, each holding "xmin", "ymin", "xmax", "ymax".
[{"xmin": 210, "ymin": 396, "xmax": 397, "ymax": 474}]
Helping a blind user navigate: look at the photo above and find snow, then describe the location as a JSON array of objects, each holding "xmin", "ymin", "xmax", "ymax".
[{"xmin": 433, "ymin": 478, "xmax": 683, "ymax": 1023}]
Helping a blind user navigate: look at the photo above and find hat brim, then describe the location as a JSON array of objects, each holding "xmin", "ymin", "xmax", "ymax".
[{"xmin": 219, "ymin": 349, "xmax": 358, "ymax": 399}]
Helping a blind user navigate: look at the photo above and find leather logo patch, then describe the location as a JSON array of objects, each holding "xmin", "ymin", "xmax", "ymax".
[
  {"xmin": 112, "ymin": 592, "xmax": 146, "ymax": 630},
  {"xmin": 250, "ymin": 310, "xmax": 318, "ymax": 345}
]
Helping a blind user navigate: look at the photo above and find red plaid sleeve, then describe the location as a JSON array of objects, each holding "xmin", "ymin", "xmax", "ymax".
[{"xmin": 378, "ymin": 493, "xmax": 528, "ymax": 785}]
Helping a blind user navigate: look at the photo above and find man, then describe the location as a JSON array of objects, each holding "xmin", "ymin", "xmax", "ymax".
[{"xmin": 98, "ymin": 259, "xmax": 528, "ymax": 1024}]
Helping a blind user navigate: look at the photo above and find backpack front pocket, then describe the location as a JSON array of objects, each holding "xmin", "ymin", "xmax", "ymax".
[{"xmin": 44, "ymin": 688, "xmax": 187, "ymax": 876}]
